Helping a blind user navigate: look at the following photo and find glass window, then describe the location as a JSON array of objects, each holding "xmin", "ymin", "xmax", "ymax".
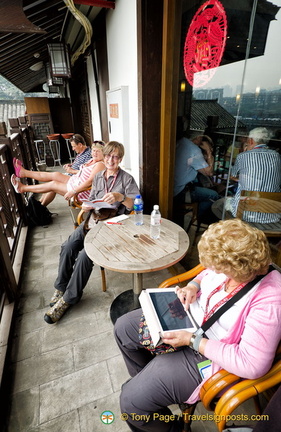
[{"xmin": 177, "ymin": 0, "xmax": 281, "ymax": 229}]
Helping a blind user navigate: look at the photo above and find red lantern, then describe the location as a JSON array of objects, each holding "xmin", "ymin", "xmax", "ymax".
[{"xmin": 183, "ymin": 0, "xmax": 227, "ymax": 88}]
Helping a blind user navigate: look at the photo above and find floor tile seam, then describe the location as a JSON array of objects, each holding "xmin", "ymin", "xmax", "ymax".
[
  {"xmin": 105, "ymin": 356, "xmax": 121, "ymax": 395},
  {"xmin": 69, "ymin": 329, "xmax": 113, "ymax": 344},
  {"xmin": 34, "ymin": 358, "xmax": 115, "ymax": 393},
  {"xmin": 10, "ymin": 346, "xmax": 76, "ymax": 394}
]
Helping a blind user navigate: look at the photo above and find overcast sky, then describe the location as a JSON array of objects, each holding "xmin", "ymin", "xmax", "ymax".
[{"xmin": 193, "ymin": 0, "xmax": 281, "ymax": 95}]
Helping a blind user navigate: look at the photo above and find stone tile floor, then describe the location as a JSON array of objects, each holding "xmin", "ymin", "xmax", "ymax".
[{"xmin": 3, "ymin": 181, "xmax": 260, "ymax": 432}]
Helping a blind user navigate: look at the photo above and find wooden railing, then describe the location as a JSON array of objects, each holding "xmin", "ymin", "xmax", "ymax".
[{"xmin": 0, "ymin": 126, "xmax": 37, "ymax": 391}]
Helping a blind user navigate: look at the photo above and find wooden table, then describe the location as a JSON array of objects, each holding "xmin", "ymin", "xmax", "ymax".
[{"xmin": 84, "ymin": 214, "xmax": 189, "ymax": 322}]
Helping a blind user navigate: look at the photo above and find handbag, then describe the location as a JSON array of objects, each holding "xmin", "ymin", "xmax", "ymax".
[
  {"xmin": 139, "ymin": 266, "xmax": 274, "ymax": 355},
  {"xmin": 83, "ymin": 207, "xmax": 118, "ymax": 232}
]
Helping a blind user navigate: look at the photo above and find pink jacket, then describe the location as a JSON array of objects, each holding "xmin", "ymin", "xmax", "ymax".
[{"xmin": 186, "ymin": 268, "xmax": 281, "ymax": 404}]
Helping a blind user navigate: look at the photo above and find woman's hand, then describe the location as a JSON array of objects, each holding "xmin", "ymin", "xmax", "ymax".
[
  {"xmin": 176, "ymin": 284, "xmax": 198, "ymax": 311},
  {"xmin": 64, "ymin": 165, "xmax": 77, "ymax": 175},
  {"xmin": 162, "ymin": 330, "xmax": 192, "ymax": 348},
  {"xmin": 103, "ymin": 192, "xmax": 121, "ymax": 204},
  {"xmin": 64, "ymin": 190, "xmax": 75, "ymax": 201},
  {"xmin": 81, "ymin": 203, "xmax": 93, "ymax": 211}
]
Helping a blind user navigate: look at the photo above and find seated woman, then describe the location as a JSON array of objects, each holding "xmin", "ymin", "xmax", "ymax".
[
  {"xmin": 40, "ymin": 134, "xmax": 95, "ymax": 205},
  {"xmin": 10, "ymin": 141, "xmax": 105, "ymax": 206},
  {"xmin": 114, "ymin": 219, "xmax": 281, "ymax": 432}
]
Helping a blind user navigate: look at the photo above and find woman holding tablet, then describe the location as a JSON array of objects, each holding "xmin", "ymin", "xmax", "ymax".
[{"xmin": 114, "ymin": 219, "xmax": 281, "ymax": 432}]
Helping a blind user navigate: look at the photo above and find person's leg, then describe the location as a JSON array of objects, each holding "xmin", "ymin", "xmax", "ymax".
[
  {"xmin": 40, "ymin": 191, "xmax": 57, "ymax": 206},
  {"xmin": 191, "ymin": 186, "xmax": 220, "ymax": 217},
  {"xmin": 114, "ymin": 309, "xmax": 155, "ymax": 377},
  {"xmin": 44, "ymin": 223, "xmax": 93, "ymax": 323},
  {"xmin": 120, "ymin": 348, "xmax": 203, "ymax": 432},
  {"xmin": 12, "ymin": 177, "xmax": 68, "ymax": 198},
  {"xmin": 62, "ymin": 248, "xmax": 94, "ymax": 304},
  {"xmin": 172, "ymin": 189, "xmax": 186, "ymax": 227},
  {"xmin": 54, "ymin": 223, "xmax": 87, "ymax": 296},
  {"xmin": 16, "ymin": 160, "xmax": 68, "ymax": 183}
]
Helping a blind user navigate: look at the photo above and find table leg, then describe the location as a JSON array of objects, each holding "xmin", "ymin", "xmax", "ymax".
[{"xmin": 133, "ymin": 273, "xmax": 143, "ymax": 295}]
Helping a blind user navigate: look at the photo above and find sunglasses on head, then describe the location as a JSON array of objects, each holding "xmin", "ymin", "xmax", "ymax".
[{"xmin": 93, "ymin": 140, "xmax": 105, "ymax": 146}]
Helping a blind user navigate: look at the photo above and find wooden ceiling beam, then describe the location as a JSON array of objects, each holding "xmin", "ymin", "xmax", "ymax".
[
  {"xmin": 73, "ymin": 0, "xmax": 115, "ymax": 8},
  {"xmin": 0, "ymin": 0, "xmax": 46, "ymax": 34}
]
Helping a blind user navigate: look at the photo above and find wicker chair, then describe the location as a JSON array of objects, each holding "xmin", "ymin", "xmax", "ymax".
[{"xmin": 159, "ymin": 263, "xmax": 281, "ymax": 432}]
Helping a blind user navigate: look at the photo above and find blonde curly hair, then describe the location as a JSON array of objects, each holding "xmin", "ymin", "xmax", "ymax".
[{"xmin": 198, "ymin": 219, "xmax": 271, "ymax": 282}]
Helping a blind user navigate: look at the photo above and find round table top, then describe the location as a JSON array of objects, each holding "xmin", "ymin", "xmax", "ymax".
[{"xmin": 84, "ymin": 214, "xmax": 189, "ymax": 274}]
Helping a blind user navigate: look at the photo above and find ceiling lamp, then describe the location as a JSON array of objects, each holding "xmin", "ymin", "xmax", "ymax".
[
  {"xmin": 29, "ymin": 61, "xmax": 44, "ymax": 71},
  {"xmin": 47, "ymin": 43, "xmax": 71, "ymax": 78}
]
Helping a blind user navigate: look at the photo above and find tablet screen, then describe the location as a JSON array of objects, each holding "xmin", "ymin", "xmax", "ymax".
[{"xmin": 149, "ymin": 291, "xmax": 196, "ymax": 331}]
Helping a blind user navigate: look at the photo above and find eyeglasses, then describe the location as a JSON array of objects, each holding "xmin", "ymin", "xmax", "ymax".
[
  {"xmin": 93, "ymin": 140, "xmax": 105, "ymax": 146},
  {"xmin": 104, "ymin": 154, "xmax": 120, "ymax": 161}
]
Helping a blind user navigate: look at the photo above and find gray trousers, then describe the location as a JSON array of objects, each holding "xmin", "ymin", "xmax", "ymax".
[
  {"xmin": 114, "ymin": 309, "xmax": 205, "ymax": 432},
  {"xmin": 54, "ymin": 222, "xmax": 94, "ymax": 304}
]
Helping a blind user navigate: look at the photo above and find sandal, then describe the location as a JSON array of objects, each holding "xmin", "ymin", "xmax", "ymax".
[
  {"xmin": 13, "ymin": 158, "xmax": 23, "ymax": 177},
  {"xmin": 11, "ymin": 174, "xmax": 20, "ymax": 193}
]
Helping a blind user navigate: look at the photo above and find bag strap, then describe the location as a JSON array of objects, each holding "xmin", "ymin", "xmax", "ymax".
[{"xmin": 201, "ymin": 265, "xmax": 274, "ymax": 333}]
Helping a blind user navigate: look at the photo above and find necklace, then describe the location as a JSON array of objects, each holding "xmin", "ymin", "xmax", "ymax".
[{"xmin": 224, "ymin": 279, "xmax": 241, "ymax": 292}]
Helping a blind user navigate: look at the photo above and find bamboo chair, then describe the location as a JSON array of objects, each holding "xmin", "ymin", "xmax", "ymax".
[
  {"xmin": 159, "ymin": 263, "xmax": 281, "ymax": 432},
  {"xmin": 69, "ymin": 187, "xmax": 91, "ymax": 228}
]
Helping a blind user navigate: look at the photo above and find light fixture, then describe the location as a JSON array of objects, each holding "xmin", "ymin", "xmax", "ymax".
[
  {"xmin": 180, "ymin": 80, "xmax": 186, "ymax": 92},
  {"xmin": 47, "ymin": 43, "xmax": 71, "ymax": 78},
  {"xmin": 29, "ymin": 61, "xmax": 44, "ymax": 71},
  {"xmin": 45, "ymin": 63, "xmax": 64, "ymax": 86}
]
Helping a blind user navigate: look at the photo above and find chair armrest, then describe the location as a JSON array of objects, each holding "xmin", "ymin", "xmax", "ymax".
[
  {"xmin": 70, "ymin": 187, "xmax": 92, "ymax": 208},
  {"xmin": 158, "ymin": 263, "xmax": 205, "ymax": 288},
  {"xmin": 200, "ymin": 369, "xmax": 240, "ymax": 411},
  {"xmin": 213, "ymin": 360, "xmax": 281, "ymax": 432}
]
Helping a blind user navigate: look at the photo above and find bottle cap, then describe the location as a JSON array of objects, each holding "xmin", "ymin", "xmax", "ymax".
[
  {"xmin": 136, "ymin": 194, "xmax": 141, "ymax": 198},
  {"xmin": 153, "ymin": 205, "xmax": 159, "ymax": 210}
]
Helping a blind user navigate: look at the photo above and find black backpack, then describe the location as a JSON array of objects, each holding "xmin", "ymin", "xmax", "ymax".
[{"xmin": 26, "ymin": 194, "xmax": 54, "ymax": 227}]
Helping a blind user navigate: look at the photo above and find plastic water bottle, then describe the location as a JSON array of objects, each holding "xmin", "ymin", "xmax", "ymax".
[
  {"xmin": 134, "ymin": 195, "xmax": 144, "ymax": 225},
  {"xmin": 150, "ymin": 205, "xmax": 161, "ymax": 239}
]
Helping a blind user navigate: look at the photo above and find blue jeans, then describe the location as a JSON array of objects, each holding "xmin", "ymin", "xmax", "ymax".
[
  {"xmin": 190, "ymin": 185, "xmax": 219, "ymax": 217},
  {"xmin": 173, "ymin": 185, "xmax": 220, "ymax": 227}
]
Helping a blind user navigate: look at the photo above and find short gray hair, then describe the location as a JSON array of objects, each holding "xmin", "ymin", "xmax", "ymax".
[{"xmin": 248, "ymin": 127, "xmax": 271, "ymax": 145}]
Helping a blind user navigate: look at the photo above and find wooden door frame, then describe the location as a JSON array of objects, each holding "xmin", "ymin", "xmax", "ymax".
[
  {"xmin": 137, "ymin": 0, "xmax": 181, "ymax": 218},
  {"xmin": 159, "ymin": 0, "xmax": 182, "ymax": 219}
]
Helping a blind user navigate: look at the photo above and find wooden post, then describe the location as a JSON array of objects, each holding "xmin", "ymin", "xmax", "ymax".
[{"xmin": 159, "ymin": 0, "xmax": 182, "ymax": 219}]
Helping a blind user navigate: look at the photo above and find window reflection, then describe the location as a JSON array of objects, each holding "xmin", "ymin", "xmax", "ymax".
[{"xmin": 177, "ymin": 0, "xmax": 281, "ymax": 230}]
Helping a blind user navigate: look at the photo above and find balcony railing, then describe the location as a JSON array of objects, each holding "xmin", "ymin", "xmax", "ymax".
[{"xmin": 0, "ymin": 123, "xmax": 37, "ymax": 391}]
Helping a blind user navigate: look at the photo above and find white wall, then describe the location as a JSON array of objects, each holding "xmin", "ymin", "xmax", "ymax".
[{"xmin": 106, "ymin": 0, "xmax": 139, "ymax": 185}]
